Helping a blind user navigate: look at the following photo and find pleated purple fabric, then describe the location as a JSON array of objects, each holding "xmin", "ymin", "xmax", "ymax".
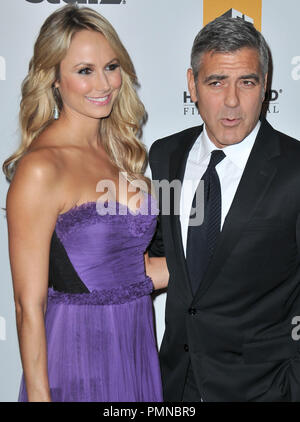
[{"xmin": 18, "ymin": 192, "xmax": 163, "ymax": 402}]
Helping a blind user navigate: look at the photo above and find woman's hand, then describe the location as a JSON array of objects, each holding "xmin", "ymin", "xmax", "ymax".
[{"xmin": 144, "ymin": 252, "xmax": 169, "ymax": 290}]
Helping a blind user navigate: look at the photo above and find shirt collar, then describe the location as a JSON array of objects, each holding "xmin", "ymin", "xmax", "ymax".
[{"xmin": 196, "ymin": 120, "xmax": 261, "ymax": 170}]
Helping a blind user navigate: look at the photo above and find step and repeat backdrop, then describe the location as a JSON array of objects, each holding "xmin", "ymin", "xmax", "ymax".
[{"xmin": 0, "ymin": 0, "xmax": 299, "ymax": 401}]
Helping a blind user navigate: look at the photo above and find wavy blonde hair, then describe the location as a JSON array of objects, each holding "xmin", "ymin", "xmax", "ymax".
[{"xmin": 2, "ymin": 5, "xmax": 150, "ymax": 190}]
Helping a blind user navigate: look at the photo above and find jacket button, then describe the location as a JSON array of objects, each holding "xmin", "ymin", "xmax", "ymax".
[
  {"xmin": 188, "ymin": 307, "xmax": 197, "ymax": 315},
  {"xmin": 184, "ymin": 344, "xmax": 189, "ymax": 352}
]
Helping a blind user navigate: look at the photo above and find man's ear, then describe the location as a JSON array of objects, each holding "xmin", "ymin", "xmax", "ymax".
[
  {"xmin": 262, "ymin": 72, "xmax": 268, "ymax": 101},
  {"xmin": 187, "ymin": 68, "xmax": 198, "ymax": 103}
]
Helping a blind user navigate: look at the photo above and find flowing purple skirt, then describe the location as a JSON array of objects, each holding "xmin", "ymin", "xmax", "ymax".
[{"xmin": 18, "ymin": 289, "xmax": 163, "ymax": 402}]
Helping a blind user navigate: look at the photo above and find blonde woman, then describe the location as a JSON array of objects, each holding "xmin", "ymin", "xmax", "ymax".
[{"xmin": 3, "ymin": 5, "xmax": 168, "ymax": 402}]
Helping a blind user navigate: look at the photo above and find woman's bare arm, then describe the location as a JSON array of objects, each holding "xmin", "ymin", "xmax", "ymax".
[
  {"xmin": 6, "ymin": 151, "xmax": 64, "ymax": 402},
  {"xmin": 144, "ymin": 252, "xmax": 169, "ymax": 291}
]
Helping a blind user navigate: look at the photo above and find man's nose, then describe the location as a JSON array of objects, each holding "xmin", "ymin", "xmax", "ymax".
[{"xmin": 224, "ymin": 84, "xmax": 239, "ymax": 108}]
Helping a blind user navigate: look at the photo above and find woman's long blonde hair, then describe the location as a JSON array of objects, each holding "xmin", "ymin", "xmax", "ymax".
[{"xmin": 2, "ymin": 5, "xmax": 150, "ymax": 189}]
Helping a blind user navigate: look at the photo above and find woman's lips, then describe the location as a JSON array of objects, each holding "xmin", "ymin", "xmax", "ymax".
[{"xmin": 86, "ymin": 94, "xmax": 112, "ymax": 106}]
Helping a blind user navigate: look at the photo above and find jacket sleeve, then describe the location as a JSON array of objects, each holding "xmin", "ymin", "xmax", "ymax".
[{"xmin": 148, "ymin": 213, "xmax": 165, "ymax": 257}]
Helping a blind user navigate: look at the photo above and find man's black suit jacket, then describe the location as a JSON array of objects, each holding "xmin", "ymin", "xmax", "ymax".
[{"xmin": 148, "ymin": 118, "xmax": 300, "ymax": 402}]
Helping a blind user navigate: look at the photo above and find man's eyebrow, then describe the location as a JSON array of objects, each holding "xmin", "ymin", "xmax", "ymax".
[
  {"xmin": 238, "ymin": 73, "xmax": 260, "ymax": 83},
  {"xmin": 203, "ymin": 74, "xmax": 228, "ymax": 83},
  {"xmin": 203, "ymin": 73, "xmax": 261, "ymax": 84}
]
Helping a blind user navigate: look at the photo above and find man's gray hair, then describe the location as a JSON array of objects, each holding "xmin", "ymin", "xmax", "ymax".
[{"xmin": 191, "ymin": 17, "xmax": 269, "ymax": 81}]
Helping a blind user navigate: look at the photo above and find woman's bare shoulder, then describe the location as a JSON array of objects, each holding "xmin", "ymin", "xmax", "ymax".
[
  {"xmin": 16, "ymin": 146, "xmax": 63, "ymax": 181},
  {"xmin": 17, "ymin": 124, "xmax": 72, "ymax": 178},
  {"xmin": 7, "ymin": 145, "xmax": 66, "ymax": 215}
]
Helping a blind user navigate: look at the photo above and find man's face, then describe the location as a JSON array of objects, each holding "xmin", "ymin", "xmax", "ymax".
[{"xmin": 187, "ymin": 47, "xmax": 267, "ymax": 148}]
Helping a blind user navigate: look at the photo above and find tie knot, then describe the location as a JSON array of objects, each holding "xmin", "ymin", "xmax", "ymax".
[{"xmin": 208, "ymin": 149, "xmax": 226, "ymax": 169}]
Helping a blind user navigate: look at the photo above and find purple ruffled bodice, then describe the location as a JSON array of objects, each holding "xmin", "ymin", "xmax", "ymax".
[{"xmin": 52, "ymin": 192, "xmax": 159, "ymax": 303}]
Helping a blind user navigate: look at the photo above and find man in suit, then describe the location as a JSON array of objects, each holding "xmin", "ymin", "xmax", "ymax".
[{"xmin": 148, "ymin": 16, "xmax": 300, "ymax": 401}]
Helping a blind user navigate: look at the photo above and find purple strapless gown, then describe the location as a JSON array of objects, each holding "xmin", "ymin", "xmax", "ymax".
[{"xmin": 18, "ymin": 192, "xmax": 163, "ymax": 402}]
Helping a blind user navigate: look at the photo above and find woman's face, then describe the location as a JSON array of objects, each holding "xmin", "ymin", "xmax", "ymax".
[{"xmin": 56, "ymin": 29, "xmax": 122, "ymax": 120}]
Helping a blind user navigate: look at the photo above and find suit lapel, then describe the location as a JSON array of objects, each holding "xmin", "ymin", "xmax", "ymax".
[
  {"xmin": 169, "ymin": 125, "xmax": 203, "ymax": 300},
  {"xmin": 191, "ymin": 119, "xmax": 281, "ymax": 304}
]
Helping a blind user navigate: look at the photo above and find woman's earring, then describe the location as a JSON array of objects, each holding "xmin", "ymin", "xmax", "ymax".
[{"xmin": 53, "ymin": 104, "xmax": 60, "ymax": 120}]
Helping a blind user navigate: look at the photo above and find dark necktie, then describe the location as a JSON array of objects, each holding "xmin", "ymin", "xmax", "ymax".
[{"xmin": 186, "ymin": 150, "xmax": 226, "ymax": 294}]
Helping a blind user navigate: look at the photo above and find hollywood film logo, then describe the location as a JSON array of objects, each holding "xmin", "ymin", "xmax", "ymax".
[
  {"xmin": 291, "ymin": 56, "xmax": 300, "ymax": 81},
  {"xmin": 264, "ymin": 88, "xmax": 283, "ymax": 114},
  {"xmin": 25, "ymin": 0, "xmax": 124, "ymax": 4},
  {"xmin": 0, "ymin": 315, "xmax": 6, "ymax": 341},
  {"xmin": 221, "ymin": 8, "xmax": 254, "ymax": 25},
  {"xmin": 0, "ymin": 56, "xmax": 6, "ymax": 81},
  {"xmin": 183, "ymin": 88, "xmax": 283, "ymax": 116},
  {"xmin": 183, "ymin": 91, "xmax": 200, "ymax": 117}
]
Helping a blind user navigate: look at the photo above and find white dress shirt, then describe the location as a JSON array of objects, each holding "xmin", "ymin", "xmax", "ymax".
[{"xmin": 180, "ymin": 121, "xmax": 261, "ymax": 256}]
